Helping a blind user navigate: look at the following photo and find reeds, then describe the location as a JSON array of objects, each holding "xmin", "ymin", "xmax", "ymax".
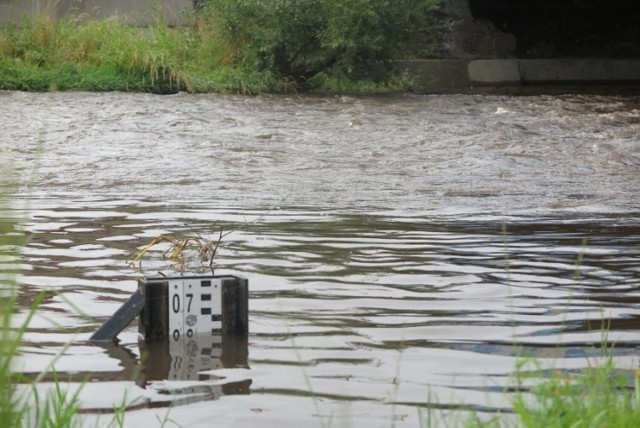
[{"xmin": 127, "ymin": 230, "xmax": 223, "ymax": 273}]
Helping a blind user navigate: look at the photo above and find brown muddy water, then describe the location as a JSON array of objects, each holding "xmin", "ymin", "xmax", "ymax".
[{"xmin": 1, "ymin": 91, "xmax": 640, "ymax": 427}]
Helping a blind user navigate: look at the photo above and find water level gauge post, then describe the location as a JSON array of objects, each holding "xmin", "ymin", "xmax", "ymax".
[
  {"xmin": 90, "ymin": 274, "xmax": 248, "ymax": 343},
  {"xmin": 138, "ymin": 274, "xmax": 248, "ymax": 342}
]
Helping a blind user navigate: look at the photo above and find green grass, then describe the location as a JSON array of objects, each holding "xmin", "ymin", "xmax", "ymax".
[
  {"xmin": 458, "ymin": 346, "xmax": 640, "ymax": 428},
  {"xmin": 0, "ymin": 12, "xmax": 271, "ymax": 93},
  {"xmin": 510, "ymin": 363, "xmax": 640, "ymax": 427}
]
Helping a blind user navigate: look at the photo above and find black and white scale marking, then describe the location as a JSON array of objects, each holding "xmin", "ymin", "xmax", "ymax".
[{"xmin": 168, "ymin": 278, "xmax": 222, "ymax": 341}]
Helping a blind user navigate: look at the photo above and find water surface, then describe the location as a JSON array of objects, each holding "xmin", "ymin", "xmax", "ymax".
[{"xmin": 2, "ymin": 91, "xmax": 639, "ymax": 427}]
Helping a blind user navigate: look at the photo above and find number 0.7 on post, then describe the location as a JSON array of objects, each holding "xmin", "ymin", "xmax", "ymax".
[{"xmin": 168, "ymin": 278, "xmax": 223, "ymax": 340}]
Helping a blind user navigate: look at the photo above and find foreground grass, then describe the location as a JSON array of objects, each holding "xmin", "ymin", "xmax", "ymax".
[
  {"xmin": 0, "ymin": 177, "xmax": 31, "ymax": 426},
  {"xmin": 1, "ymin": 177, "xmax": 86, "ymax": 427},
  {"xmin": 0, "ymin": 12, "xmax": 413, "ymax": 94},
  {"xmin": 459, "ymin": 351, "xmax": 640, "ymax": 428},
  {"xmin": 511, "ymin": 363, "xmax": 640, "ymax": 427}
]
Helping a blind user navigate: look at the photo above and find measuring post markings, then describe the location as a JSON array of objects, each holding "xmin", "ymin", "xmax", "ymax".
[{"xmin": 168, "ymin": 277, "xmax": 223, "ymax": 341}]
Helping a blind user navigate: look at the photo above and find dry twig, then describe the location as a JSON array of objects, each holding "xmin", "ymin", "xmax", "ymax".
[{"xmin": 127, "ymin": 228, "xmax": 223, "ymax": 274}]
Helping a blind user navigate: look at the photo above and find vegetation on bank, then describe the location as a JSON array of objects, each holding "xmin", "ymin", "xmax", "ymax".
[{"xmin": 0, "ymin": 0, "xmax": 445, "ymax": 94}]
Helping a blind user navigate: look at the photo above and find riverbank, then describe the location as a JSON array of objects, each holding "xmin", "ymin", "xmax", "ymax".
[
  {"xmin": 0, "ymin": 5, "xmax": 430, "ymax": 94},
  {"xmin": 3, "ymin": 8, "xmax": 640, "ymax": 95},
  {"xmin": 0, "ymin": 14, "xmax": 276, "ymax": 94}
]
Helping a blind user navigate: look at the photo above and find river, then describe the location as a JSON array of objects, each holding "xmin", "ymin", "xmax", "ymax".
[{"xmin": 2, "ymin": 90, "xmax": 640, "ymax": 427}]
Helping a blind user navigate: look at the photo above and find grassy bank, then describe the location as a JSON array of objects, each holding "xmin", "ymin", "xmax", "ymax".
[
  {"xmin": 0, "ymin": 16, "xmax": 385, "ymax": 94},
  {"xmin": 0, "ymin": 1, "xmax": 444, "ymax": 94},
  {"xmin": 0, "ymin": 13, "xmax": 274, "ymax": 94}
]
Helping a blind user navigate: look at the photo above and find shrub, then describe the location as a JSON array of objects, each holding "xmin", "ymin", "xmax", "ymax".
[{"xmin": 201, "ymin": 0, "xmax": 443, "ymax": 88}]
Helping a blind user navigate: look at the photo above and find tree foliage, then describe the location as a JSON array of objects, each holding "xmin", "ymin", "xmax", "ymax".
[{"xmin": 201, "ymin": 0, "xmax": 443, "ymax": 88}]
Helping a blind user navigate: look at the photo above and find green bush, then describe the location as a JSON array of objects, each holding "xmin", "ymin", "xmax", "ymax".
[{"xmin": 201, "ymin": 0, "xmax": 443, "ymax": 88}]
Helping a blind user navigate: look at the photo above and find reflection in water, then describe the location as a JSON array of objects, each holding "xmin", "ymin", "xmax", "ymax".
[
  {"xmin": 23, "ymin": 334, "xmax": 250, "ymax": 405},
  {"xmin": 138, "ymin": 335, "xmax": 249, "ymax": 384},
  {"xmin": 137, "ymin": 335, "xmax": 251, "ymax": 407},
  {"xmin": 2, "ymin": 92, "xmax": 640, "ymax": 426}
]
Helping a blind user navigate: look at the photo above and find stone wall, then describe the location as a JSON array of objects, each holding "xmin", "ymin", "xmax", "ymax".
[{"xmin": 0, "ymin": 0, "xmax": 194, "ymax": 26}]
